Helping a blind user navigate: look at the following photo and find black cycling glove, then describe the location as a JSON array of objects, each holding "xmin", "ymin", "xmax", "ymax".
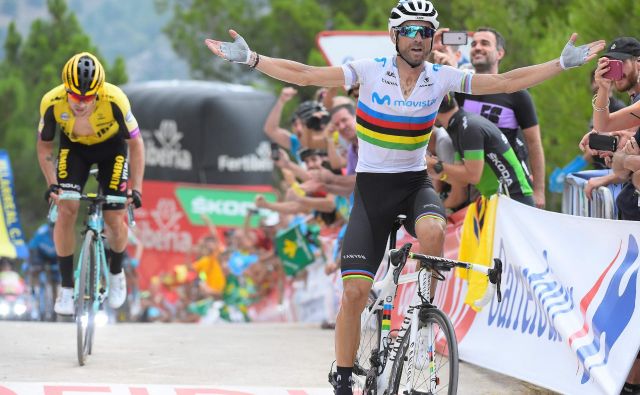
[
  {"xmin": 44, "ymin": 184, "xmax": 61, "ymax": 202},
  {"xmin": 129, "ymin": 189, "xmax": 142, "ymax": 208}
]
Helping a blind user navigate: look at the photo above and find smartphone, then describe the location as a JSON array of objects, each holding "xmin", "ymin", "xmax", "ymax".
[
  {"xmin": 270, "ymin": 142, "xmax": 280, "ymax": 161},
  {"xmin": 603, "ymin": 59, "xmax": 623, "ymax": 81},
  {"xmin": 442, "ymin": 31, "xmax": 468, "ymax": 46},
  {"xmin": 588, "ymin": 133, "xmax": 618, "ymax": 152}
]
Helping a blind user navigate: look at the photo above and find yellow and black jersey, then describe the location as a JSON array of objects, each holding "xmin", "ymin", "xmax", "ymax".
[{"xmin": 38, "ymin": 82, "xmax": 140, "ymax": 145}]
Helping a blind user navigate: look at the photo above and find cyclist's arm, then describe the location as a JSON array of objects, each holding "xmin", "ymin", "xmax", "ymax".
[
  {"xmin": 472, "ymin": 34, "xmax": 604, "ymax": 94},
  {"xmin": 127, "ymin": 135, "xmax": 145, "ymax": 193},
  {"xmin": 37, "ymin": 139, "xmax": 58, "ymax": 187},
  {"xmin": 256, "ymin": 57, "xmax": 345, "ymax": 87}
]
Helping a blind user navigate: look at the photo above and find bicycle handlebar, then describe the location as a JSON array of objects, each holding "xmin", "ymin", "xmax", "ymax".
[
  {"xmin": 47, "ymin": 191, "xmax": 136, "ymax": 227},
  {"xmin": 389, "ymin": 243, "xmax": 503, "ymax": 305}
]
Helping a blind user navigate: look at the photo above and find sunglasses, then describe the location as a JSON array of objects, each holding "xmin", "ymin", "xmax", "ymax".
[
  {"xmin": 67, "ymin": 91, "xmax": 96, "ymax": 103},
  {"xmin": 396, "ymin": 25, "xmax": 435, "ymax": 39}
]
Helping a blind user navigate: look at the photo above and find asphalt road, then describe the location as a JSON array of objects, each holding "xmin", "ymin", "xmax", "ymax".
[{"xmin": 0, "ymin": 321, "xmax": 556, "ymax": 394}]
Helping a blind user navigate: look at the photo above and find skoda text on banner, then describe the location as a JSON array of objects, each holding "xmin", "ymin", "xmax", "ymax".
[
  {"xmin": 0, "ymin": 150, "xmax": 28, "ymax": 259},
  {"xmin": 458, "ymin": 196, "xmax": 640, "ymax": 395}
]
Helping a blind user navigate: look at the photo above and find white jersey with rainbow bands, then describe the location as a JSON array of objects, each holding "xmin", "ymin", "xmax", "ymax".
[{"xmin": 342, "ymin": 56, "xmax": 473, "ymax": 173}]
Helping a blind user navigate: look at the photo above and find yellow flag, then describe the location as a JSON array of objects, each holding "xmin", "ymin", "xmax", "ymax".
[{"xmin": 457, "ymin": 195, "xmax": 498, "ymax": 311}]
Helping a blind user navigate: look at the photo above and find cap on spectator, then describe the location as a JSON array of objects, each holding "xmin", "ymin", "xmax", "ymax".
[
  {"xmin": 298, "ymin": 148, "xmax": 327, "ymax": 162},
  {"xmin": 603, "ymin": 37, "xmax": 640, "ymax": 60},
  {"xmin": 295, "ymin": 100, "xmax": 327, "ymax": 122}
]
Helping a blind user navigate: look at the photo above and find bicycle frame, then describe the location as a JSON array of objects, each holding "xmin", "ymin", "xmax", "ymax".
[
  {"xmin": 358, "ymin": 242, "xmax": 502, "ymax": 394},
  {"xmin": 361, "ymin": 254, "xmax": 434, "ymax": 393},
  {"xmin": 75, "ymin": 199, "xmax": 109, "ymax": 314}
]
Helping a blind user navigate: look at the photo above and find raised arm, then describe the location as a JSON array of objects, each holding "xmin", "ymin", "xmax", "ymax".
[
  {"xmin": 264, "ymin": 87, "xmax": 297, "ymax": 149},
  {"xmin": 593, "ymin": 57, "xmax": 640, "ymax": 132},
  {"xmin": 472, "ymin": 33, "xmax": 605, "ymax": 94},
  {"xmin": 205, "ymin": 30, "xmax": 345, "ymax": 87}
]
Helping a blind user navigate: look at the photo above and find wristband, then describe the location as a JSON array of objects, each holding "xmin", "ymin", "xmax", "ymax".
[{"xmin": 592, "ymin": 94, "xmax": 609, "ymax": 112}]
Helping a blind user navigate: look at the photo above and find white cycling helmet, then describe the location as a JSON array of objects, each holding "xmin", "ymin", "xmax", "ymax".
[{"xmin": 388, "ymin": 0, "xmax": 440, "ymax": 32}]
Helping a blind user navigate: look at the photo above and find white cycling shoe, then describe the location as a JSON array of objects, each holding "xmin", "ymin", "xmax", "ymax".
[
  {"xmin": 108, "ymin": 271, "xmax": 127, "ymax": 309},
  {"xmin": 54, "ymin": 287, "xmax": 75, "ymax": 315}
]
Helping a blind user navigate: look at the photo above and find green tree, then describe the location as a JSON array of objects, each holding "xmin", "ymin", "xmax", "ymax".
[{"xmin": 0, "ymin": 0, "xmax": 128, "ymax": 234}]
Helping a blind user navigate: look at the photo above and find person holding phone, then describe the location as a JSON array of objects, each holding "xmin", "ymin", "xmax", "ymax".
[
  {"xmin": 582, "ymin": 37, "xmax": 640, "ymax": 155},
  {"xmin": 588, "ymin": 40, "xmax": 640, "ymax": 393}
]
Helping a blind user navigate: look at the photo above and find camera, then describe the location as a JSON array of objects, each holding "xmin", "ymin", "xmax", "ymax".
[
  {"xmin": 588, "ymin": 133, "xmax": 618, "ymax": 152},
  {"xmin": 270, "ymin": 142, "xmax": 280, "ymax": 161},
  {"xmin": 305, "ymin": 113, "xmax": 330, "ymax": 131},
  {"xmin": 442, "ymin": 31, "xmax": 468, "ymax": 46}
]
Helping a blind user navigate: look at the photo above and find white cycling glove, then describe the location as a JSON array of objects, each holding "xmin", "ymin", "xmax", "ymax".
[
  {"xmin": 219, "ymin": 33, "xmax": 252, "ymax": 64},
  {"xmin": 559, "ymin": 39, "xmax": 590, "ymax": 69}
]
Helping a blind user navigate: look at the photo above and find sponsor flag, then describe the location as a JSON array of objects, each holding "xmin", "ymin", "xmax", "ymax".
[
  {"xmin": 0, "ymin": 150, "xmax": 28, "ymax": 259},
  {"xmin": 457, "ymin": 195, "xmax": 498, "ymax": 310}
]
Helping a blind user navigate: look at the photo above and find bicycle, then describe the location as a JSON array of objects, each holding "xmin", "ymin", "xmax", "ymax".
[
  {"xmin": 331, "ymin": 215, "xmax": 503, "ymax": 395},
  {"xmin": 48, "ymin": 170, "xmax": 134, "ymax": 366}
]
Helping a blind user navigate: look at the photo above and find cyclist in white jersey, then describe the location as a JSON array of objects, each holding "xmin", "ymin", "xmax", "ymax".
[{"xmin": 204, "ymin": 1, "xmax": 604, "ymax": 393}]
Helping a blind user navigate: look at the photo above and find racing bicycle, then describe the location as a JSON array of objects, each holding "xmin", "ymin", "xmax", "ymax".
[
  {"xmin": 49, "ymin": 169, "xmax": 134, "ymax": 366},
  {"xmin": 333, "ymin": 215, "xmax": 503, "ymax": 394}
]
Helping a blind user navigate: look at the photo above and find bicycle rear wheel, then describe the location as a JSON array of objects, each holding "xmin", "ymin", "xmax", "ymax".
[
  {"xmin": 76, "ymin": 231, "xmax": 97, "ymax": 366},
  {"xmin": 352, "ymin": 290, "xmax": 382, "ymax": 394},
  {"xmin": 388, "ymin": 307, "xmax": 458, "ymax": 395}
]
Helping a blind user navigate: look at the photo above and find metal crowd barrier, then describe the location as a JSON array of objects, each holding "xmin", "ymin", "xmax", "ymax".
[{"xmin": 561, "ymin": 170, "xmax": 622, "ymax": 219}]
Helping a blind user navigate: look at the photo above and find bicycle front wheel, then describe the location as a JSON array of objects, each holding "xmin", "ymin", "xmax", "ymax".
[
  {"xmin": 388, "ymin": 307, "xmax": 459, "ymax": 395},
  {"xmin": 76, "ymin": 231, "xmax": 97, "ymax": 366},
  {"xmin": 352, "ymin": 290, "xmax": 382, "ymax": 394}
]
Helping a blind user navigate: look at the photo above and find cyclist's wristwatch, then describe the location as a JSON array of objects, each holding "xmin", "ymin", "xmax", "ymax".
[{"xmin": 433, "ymin": 160, "xmax": 444, "ymax": 174}]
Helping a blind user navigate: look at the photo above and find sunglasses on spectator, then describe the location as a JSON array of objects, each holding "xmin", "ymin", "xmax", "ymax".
[
  {"xmin": 395, "ymin": 25, "xmax": 435, "ymax": 39},
  {"xmin": 67, "ymin": 91, "xmax": 97, "ymax": 103}
]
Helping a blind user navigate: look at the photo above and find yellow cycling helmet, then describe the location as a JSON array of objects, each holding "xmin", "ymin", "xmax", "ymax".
[{"xmin": 61, "ymin": 52, "xmax": 105, "ymax": 96}]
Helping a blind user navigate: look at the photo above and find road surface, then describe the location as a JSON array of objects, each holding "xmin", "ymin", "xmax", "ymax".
[{"xmin": 0, "ymin": 321, "xmax": 556, "ymax": 394}]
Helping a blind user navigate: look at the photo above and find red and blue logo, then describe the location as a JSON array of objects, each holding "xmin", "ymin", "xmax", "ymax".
[{"xmin": 568, "ymin": 234, "xmax": 639, "ymax": 384}]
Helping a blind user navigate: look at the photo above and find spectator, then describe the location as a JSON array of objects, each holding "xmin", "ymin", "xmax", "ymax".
[
  {"xmin": 590, "ymin": 38, "xmax": 640, "ymax": 393},
  {"xmin": 583, "ymin": 68, "xmax": 628, "ymax": 170},
  {"xmin": 427, "ymin": 125, "xmax": 473, "ymax": 211},
  {"xmin": 456, "ymin": 27, "xmax": 547, "ymax": 208},
  {"xmin": 429, "ymin": 94, "xmax": 535, "ymax": 206},
  {"xmin": 583, "ymin": 37, "xmax": 640, "ymax": 221}
]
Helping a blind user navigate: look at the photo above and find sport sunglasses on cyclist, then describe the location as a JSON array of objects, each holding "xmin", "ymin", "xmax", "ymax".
[
  {"xmin": 67, "ymin": 91, "xmax": 97, "ymax": 103},
  {"xmin": 395, "ymin": 25, "xmax": 436, "ymax": 39}
]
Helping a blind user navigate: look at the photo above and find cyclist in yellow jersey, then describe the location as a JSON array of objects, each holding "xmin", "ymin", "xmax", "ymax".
[{"xmin": 36, "ymin": 52, "xmax": 145, "ymax": 315}]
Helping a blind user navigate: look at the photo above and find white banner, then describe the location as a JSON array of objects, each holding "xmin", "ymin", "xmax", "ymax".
[{"xmin": 459, "ymin": 196, "xmax": 640, "ymax": 395}]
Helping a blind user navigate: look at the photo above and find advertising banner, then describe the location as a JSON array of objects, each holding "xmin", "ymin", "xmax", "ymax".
[
  {"xmin": 459, "ymin": 196, "xmax": 640, "ymax": 395},
  {"xmin": 0, "ymin": 150, "xmax": 28, "ymax": 259},
  {"xmin": 123, "ymin": 81, "xmax": 276, "ymax": 185},
  {"xmin": 135, "ymin": 180, "xmax": 276, "ymax": 289}
]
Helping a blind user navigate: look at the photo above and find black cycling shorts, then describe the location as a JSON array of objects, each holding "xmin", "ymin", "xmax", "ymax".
[
  {"xmin": 340, "ymin": 171, "xmax": 446, "ymax": 282},
  {"xmin": 56, "ymin": 134, "xmax": 129, "ymax": 210}
]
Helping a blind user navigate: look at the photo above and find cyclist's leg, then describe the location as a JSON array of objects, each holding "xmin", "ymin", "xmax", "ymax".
[
  {"xmin": 98, "ymin": 138, "xmax": 129, "ymax": 269},
  {"xmin": 55, "ymin": 137, "xmax": 90, "ymax": 289},
  {"xmin": 335, "ymin": 174, "xmax": 397, "ymax": 392},
  {"xmin": 405, "ymin": 180, "xmax": 447, "ymax": 299},
  {"xmin": 97, "ymin": 139, "xmax": 129, "ymax": 309}
]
